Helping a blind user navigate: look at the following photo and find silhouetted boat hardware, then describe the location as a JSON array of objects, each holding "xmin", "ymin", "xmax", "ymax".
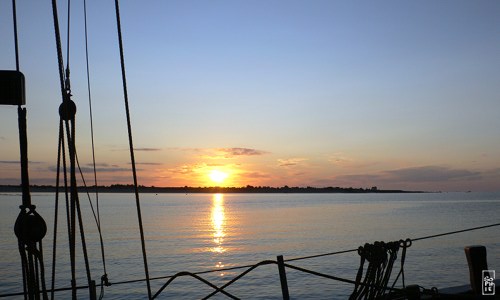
[
  {"xmin": 1, "ymin": 1, "xmax": 499, "ymax": 299},
  {"xmin": 0, "ymin": 71, "xmax": 25, "ymax": 106}
]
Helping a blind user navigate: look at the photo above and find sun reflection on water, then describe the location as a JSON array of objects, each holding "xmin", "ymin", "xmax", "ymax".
[
  {"xmin": 211, "ymin": 194, "xmax": 226, "ymax": 254},
  {"xmin": 211, "ymin": 194, "xmax": 228, "ymax": 276}
]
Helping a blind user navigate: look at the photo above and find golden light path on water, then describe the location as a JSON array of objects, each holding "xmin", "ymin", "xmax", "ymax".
[{"xmin": 211, "ymin": 194, "xmax": 226, "ymax": 275}]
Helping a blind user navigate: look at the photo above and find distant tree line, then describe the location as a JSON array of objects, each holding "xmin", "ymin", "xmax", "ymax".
[{"xmin": 0, "ymin": 184, "xmax": 422, "ymax": 194}]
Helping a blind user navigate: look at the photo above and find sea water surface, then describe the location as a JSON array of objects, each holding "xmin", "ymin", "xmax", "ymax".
[{"xmin": 1, "ymin": 192, "xmax": 499, "ymax": 299}]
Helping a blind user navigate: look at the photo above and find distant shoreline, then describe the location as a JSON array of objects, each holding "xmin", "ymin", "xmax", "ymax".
[{"xmin": 0, "ymin": 185, "xmax": 425, "ymax": 194}]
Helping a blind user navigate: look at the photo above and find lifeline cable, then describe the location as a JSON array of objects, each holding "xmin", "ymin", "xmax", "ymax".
[
  {"xmin": 1, "ymin": 221, "xmax": 499, "ymax": 298},
  {"xmin": 105, "ymin": 221, "xmax": 500, "ymax": 289},
  {"xmin": 0, "ymin": 223, "xmax": 500, "ymax": 298},
  {"xmin": 412, "ymin": 222, "xmax": 500, "ymax": 242}
]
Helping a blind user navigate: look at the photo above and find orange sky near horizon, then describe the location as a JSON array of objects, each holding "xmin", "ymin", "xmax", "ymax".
[{"xmin": 1, "ymin": 1, "xmax": 500, "ymax": 192}]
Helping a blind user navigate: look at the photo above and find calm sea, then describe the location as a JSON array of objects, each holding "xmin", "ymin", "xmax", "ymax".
[{"xmin": 1, "ymin": 192, "xmax": 499, "ymax": 299}]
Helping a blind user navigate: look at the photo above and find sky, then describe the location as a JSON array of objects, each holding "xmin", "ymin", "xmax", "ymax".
[{"xmin": 1, "ymin": 0, "xmax": 499, "ymax": 192}]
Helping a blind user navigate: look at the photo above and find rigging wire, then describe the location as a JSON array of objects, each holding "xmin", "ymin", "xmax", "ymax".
[
  {"xmin": 114, "ymin": 0, "xmax": 152, "ymax": 298},
  {"xmin": 12, "ymin": 0, "xmax": 20, "ymax": 71},
  {"xmin": 65, "ymin": 0, "xmax": 71, "ymax": 93},
  {"xmin": 50, "ymin": 0, "xmax": 94, "ymax": 297},
  {"xmin": 82, "ymin": 0, "xmax": 109, "ymax": 295},
  {"xmin": 12, "ymin": 0, "xmax": 49, "ymax": 299},
  {"xmin": 50, "ymin": 121, "xmax": 63, "ymax": 300},
  {"xmin": 6, "ymin": 0, "xmax": 498, "ymax": 298},
  {"xmin": 50, "ymin": 0, "xmax": 66, "ymax": 102}
]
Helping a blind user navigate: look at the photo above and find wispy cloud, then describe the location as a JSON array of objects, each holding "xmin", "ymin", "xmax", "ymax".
[
  {"xmin": 167, "ymin": 163, "xmax": 207, "ymax": 175},
  {"xmin": 328, "ymin": 153, "xmax": 352, "ymax": 165},
  {"xmin": 328, "ymin": 153, "xmax": 377, "ymax": 169},
  {"xmin": 134, "ymin": 147, "xmax": 162, "ymax": 151},
  {"xmin": 277, "ymin": 158, "xmax": 308, "ymax": 167},
  {"xmin": 133, "ymin": 162, "xmax": 163, "ymax": 166},
  {"xmin": 240, "ymin": 171, "xmax": 270, "ymax": 179},
  {"xmin": 49, "ymin": 165, "xmax": 136, "ymax": 173},
  {"xmin": 0, "ymin": 160, "xmax": 44, "ymax": 164},
  {"xmin": 484, "ymin": 168, "xmax": 500, "ymax": 176},
  {"xmin": 327, "ymin": 165, "xmax": 483, "ymax": 189},
  {"xmin": 384, "ymin": 166, "xmax": 481, "ymax": 182},
  {"xmin": 217, "ymin": 148, "xmax": 268, "ymax": 157},
  {"xmin": 86, "ymin": 163, "xmax": 118, "ymax": 167},
  {"xmin": 111, "ymin": 147, "xmax": 162, "ymax": 152},
  {"xmin": 173, "ymin": 147, "xmax": 268, "ymax": 159}
]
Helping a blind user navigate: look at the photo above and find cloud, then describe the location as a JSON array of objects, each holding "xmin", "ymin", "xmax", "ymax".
[
  {"xmin": 49, "ymin": 165, "xmax": 136, "ymax": 173},
  {"xmin": 0, "ymin": 160, "xmax": 44, "ymax": 164},
  {"xmin": 384, "ymin": 166, "xmax": 481, "ymax": 182},
  {"xmin": 171, "ymin": 147, "xmax": 268, "ymax": 159},
  {"xmin": 217, "ymin": 148, "xmax": 268, "ymax": 157},
  {"xmin": 134, "ymin": 162, "xmax": 163, "ymax": 166},
  {"xmin": 134, "ymin": 148, "xmax": 162, "ymax": 151},
  {"xmin": 86, "ymin": 163, "xmax": 115, "ymax": 167},
  {"xmin": 328, "ymin": 153, "xmax": 377, "ymax": 169},
  {"xmin": 484, "ymin": 168, "xmax": 500, "ymax": 176},
  {"xmin": 328, "ymin": 154, "xmax": 352, "ymax": 165},
  {"xmin": 240, "ymin": 171, "xmax": 271, "ymax": 179},
  {"xmin": 123, "ymin": 162, "xmax": 162, "ymax": 166},
  {"xmin": 0, "ymin": 161, "xmax": 19, "ymax": 164},
  {"xmin": 316, "ymin": 165, "xmax": 485, "ymax": 190},
  {"xmin": 167, "ymin": 163, "xmax": 207, "ymax": 175},
  {"xmin": 333, "ymin": 166, "xmax": 482, "ymax": 184},
  {"xmin": 277, "ymin": 158, "xmax": 308, "ymax": 167}
]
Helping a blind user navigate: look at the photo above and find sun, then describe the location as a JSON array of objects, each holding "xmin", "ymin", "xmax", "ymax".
[{"xmin": 209, "ymin": 170, "xmax": 229, "ymax": 185}]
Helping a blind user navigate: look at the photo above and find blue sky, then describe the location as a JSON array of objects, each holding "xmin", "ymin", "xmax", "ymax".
[{"xmin": 1, "ymin": 0, "xmax": 499, "ymax": 191}]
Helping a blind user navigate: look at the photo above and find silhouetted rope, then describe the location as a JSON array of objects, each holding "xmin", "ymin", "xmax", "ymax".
[
  {"xmin": 390, "ymin": 239, "xmax": 412, "ymax": 291},
  {"xmin": 153, "ymin": 271, "xmax": 242, "ymax": 300},
  {"xmin": 349, "ymin": 241, "xmax": 403, "ymax": 300},
  {"xmin": 201, "ymin": 260, "xmax": 277, "ymax": 300},
  {"xmin": 37, "ymin": 241, "xmax": 48, "ymax": 300}
]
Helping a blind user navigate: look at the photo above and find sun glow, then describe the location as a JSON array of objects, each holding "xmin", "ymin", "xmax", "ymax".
[{"xmin": 209, "ymin": 170, "xmax": 229, "ymax": 185}]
